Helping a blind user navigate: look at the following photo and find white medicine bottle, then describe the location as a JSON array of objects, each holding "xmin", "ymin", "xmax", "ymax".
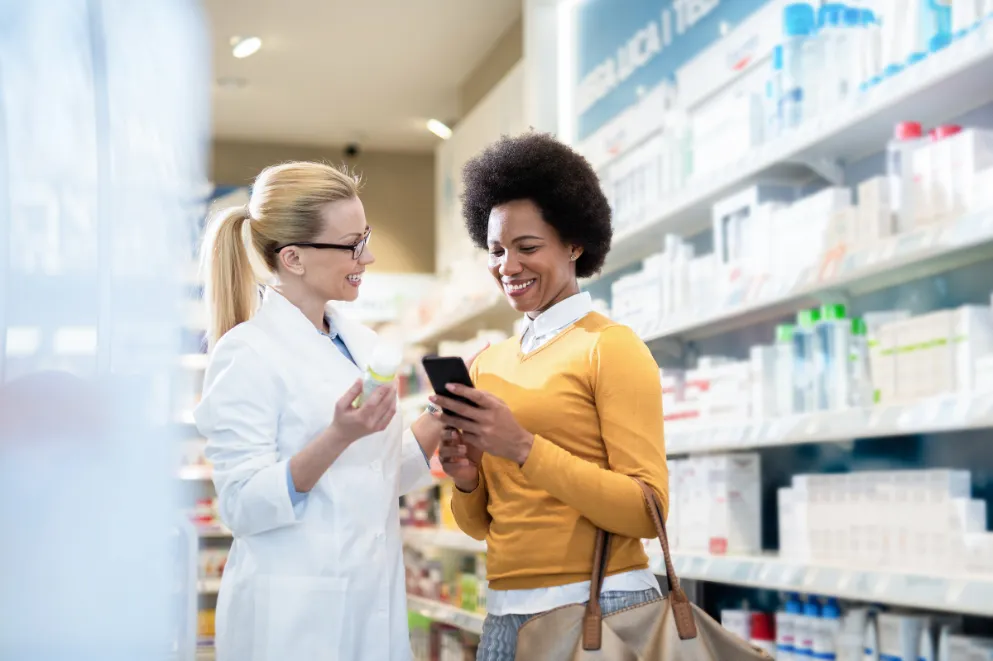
[{"xmin": 357, "ymin": 343, "xmax": 402, "ymax": 406}]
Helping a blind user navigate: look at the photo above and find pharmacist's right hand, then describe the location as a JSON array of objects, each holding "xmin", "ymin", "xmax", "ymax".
[
  {"xmin": 439, "ymin": 427, "xmax": 481, "ymax": 492},
  {"xmin": 330, "ymin": 379, "xmax": 397, "ymax": 445}
]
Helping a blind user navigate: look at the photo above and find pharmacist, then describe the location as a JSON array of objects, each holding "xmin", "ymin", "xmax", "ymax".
[{"xmin": 194, "ymin": 162, "xmax": 451, "ymax": 661}]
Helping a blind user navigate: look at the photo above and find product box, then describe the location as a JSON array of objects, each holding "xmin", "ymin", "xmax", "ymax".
[
  {"xmin": 692, "ymin": 91, "xmax": 764, "ymax": 179},
  {"xmin": 749, "ymin": 345, "xmax": 779, "ymax": 419},
  {"xmin": 964, "ymin": 532, "xmax": 993, "ymax": 574},
  {"xmin": 706, "ymin": 453, "xmax": 762, "ymax": 555},
  {"xmin": 877, "ymin": 613, "xmax": 927, "ymax": 661},
  {"xmin": 857, "ymin": 176, "xmax": 895, "ymax": 245},
  {"xmin": 777, "ymin": 487, "xmax": 797, "ymax": 560},
  {"xmin": 947, "ymin": 129, "xmax": 993, "ymax": 216},
  {"xmin": 712, "ymin": 185, "xmax": 795, "ymax": 270}
]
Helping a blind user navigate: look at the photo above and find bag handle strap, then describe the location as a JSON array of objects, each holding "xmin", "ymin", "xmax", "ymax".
[{"xmin": 581, "ymin": 478, "xmax": 698, "ymax": 650}]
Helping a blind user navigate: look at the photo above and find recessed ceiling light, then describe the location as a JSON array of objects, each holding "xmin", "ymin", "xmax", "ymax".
[
  {"xmin": 217, "ymin": 76, "xmax": 248, "ymax": 89},
  {"xmin": 231, "ymin": 36, "xmax": 262, "ymax": 59},
  {"xmin": 427, "ymin": 119, "xmax": 453, "ymax": 140}
]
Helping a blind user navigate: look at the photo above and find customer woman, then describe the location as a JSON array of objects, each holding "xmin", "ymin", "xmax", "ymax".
[
  {"xmin": 194, "ymin": 162, "xmax": 447, "ymax": 661},
  {"xmin": 431, "ymin": 134, "xmax": 670, "ymax": 661}
]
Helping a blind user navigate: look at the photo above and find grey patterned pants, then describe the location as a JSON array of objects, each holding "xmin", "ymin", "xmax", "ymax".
[{"xmin": 476, "ymin": 589, "xmax": 661, "ymax": 661}]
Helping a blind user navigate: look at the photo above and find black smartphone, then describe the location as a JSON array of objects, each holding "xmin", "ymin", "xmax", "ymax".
[{"xmin": 421, "ymin": 355, "xmax": 477, "ymax": 417}]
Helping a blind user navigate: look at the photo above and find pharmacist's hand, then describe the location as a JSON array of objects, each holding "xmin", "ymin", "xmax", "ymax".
[
  {"xmin": 330, "ymin": 379, "xmax": 397, "ymax": 445},
  {"xmin": 431, "ymin": 384, "xmax": 534, "ymax": 466},
  {"xmin": 439, "ymin": 427, "xmax": 482, "ymax": 492}
]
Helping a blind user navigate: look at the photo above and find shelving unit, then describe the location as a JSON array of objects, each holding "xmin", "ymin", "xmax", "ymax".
[
  {"xmin": 410, "ymin": 292, "xmax": 519, "ymax": 346},
  {"xmin": 403, "ymin": 526, "xmax": 486, "ymax": 554},
  {"xmin": 650, "ymin": 551, "xmax": 993, "ymax": 618},
  {"xmin": 596, "ymin": 33, "xmax": 993, "ymax": 280},
  {"xmin": 667, "ymin": 391, "xmax": 993, "ymax": 455},
  {"xmin": 639, "ymin": 210, "xmax": 993, "ymax": 344},
  {"xmin": 406, "ymin": 595, "xmax": 486, "ymax": 635}
]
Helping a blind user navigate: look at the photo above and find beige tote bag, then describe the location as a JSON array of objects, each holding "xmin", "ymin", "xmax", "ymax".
[{"xmin": 514, "ymin": 479, "xmax": 774, "ymax": 661}]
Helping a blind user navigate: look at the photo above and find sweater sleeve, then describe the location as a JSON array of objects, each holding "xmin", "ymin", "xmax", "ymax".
[
  {"xmin": 521, "ymin": 325, "xmax": 668, "ymax": 539},
  {"xmin": 449, "ymin": 355, "xmax": 491, "ymax": 540}
]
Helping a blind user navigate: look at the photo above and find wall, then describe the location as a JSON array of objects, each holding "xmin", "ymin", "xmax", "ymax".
[
  {"xmin": 458, "ymin": 16, "xmax": 523, "ymax": 117},
  {"xmin": 211, "ymin": 140, "xmax": 435, "ymax": 273}
]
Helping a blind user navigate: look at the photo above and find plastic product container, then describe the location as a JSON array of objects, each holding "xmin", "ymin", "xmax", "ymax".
[
  {"xmin": 795, "ymin": 598, "xmax": 820, "ymax": 659},
  {"xmin": 818, "ymin": 303, "xmax": 851, "ymax": 411},
  {"xmin": 777, "ymin": 594, "xmax": 803, "ymax": 661},
  {"xmin": 794, "ymin": 308, "xmax": 822, "ymax": 413},
  {"xmin": 775, "ymin": 324, "xmax": 796, "ymax": 416},
  {"xmin": 814, "ymin": 598, "xmax": 842, "ymax": 661},
  {"xmin": 782, "ymin": 3, "xmax": 817, "ymax": 129},
  {"xmin": 887, "ymin": 121, "xmax": 924, "ymax": 232},
  {"xmin": 750, "ymin": 612, "xmax": 777, "ymax": 657},
  {"xmin": 849, "ymin": 318, "xmax": 873, "ymax": 407},
  {"xmin": 766, "ymin": 45, "xmax": 784, "ymax": 140}
]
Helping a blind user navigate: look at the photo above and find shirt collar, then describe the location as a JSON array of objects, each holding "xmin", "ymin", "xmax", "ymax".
[{"xmin": 525, "ymin": 291, "xmax": 593, "ymax": 339}]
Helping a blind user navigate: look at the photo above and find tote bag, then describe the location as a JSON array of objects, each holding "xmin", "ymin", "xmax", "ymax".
[{"xmin": 514, "ymin": 479, "xmax": 775, "ymax": 661}]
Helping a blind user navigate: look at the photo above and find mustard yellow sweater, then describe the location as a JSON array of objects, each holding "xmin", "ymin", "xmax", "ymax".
[{"xmin": 451, "ymin": 312, "xmax": 669, "ymax": 591}]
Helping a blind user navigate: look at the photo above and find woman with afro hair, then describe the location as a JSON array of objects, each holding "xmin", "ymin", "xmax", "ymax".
[{"xmin": 429, "ymin": 132, "xmax": 670, "ymax": 660}]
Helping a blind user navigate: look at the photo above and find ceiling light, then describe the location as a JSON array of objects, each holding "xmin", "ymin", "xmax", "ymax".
[
  {"xmin": 231, "ymin": 36, "xmax": 262, "ymax": 59},
  {"xmin": 427, "ymin": 119, "xmax": 453, "ymax": 140}
]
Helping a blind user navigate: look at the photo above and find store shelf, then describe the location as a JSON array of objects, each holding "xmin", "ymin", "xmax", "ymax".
[
  {"xmin": 178, "ymin": 465, "xmax": 212, "ymax": 481},
  {"xmin": 598, "ymin": 33, "xmax": 993, "ymax": 279},
  {"xmin": 198, "ymin": 577, "xmax": 222, "ymax": 595},
  {"xmin": 196, "ymin": 525, "xmax": 231, "ymax": 539},
  {"xmin": 406, "ymin": 595, "xmax": 485, "ymax": 635},
  {"xmin": 667, "ymin": 392, "xmax": 993, "ymax": 455},
  {"xmin": 639, "ymin": 209, "xmax": 993, "ymax": 344},
  {"xmin": 651, "ymin": 551, "xmax": 993, "ymax": 618},
  {"xmin": 180, "ymin": 353, "xmax": 209, "ymax": 370},
  {"xmin": 410, "ymin": 292, "xmax": 518, "ymax": 346},
  {"xmin": 403, "ymin": 526, "xmax": 486, "ymax": 553}
]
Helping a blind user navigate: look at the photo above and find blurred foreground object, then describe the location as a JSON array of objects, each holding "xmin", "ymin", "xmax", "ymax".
[{"xmin": 0, "ymin": 1, "xmax": 209, "ymax": 659}]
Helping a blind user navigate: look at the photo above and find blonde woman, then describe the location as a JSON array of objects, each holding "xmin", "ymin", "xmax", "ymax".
[{"xmin": 194, "ymin": 162, "xmax": 449, "ymax": 661}]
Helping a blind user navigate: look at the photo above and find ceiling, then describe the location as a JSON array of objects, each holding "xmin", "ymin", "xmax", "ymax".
[{"xmin": 204, "ymin": 0, "xmax": 522, "ymax": 152}]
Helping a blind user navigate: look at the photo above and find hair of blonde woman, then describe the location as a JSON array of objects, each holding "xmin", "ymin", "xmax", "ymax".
[{"xmin": 199, "ymin": 161, "xmax": 361, "ymax": 348}]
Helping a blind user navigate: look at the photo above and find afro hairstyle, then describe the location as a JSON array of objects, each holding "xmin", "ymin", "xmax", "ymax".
[{"xmin": 460, "ymin": 132, "xmax": 612, "ymax": 278}]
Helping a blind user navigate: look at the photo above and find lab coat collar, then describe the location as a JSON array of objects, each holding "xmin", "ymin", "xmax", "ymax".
[{"xmin": 258, "ymin": 287, "xmax": 373, "ymax": 373}]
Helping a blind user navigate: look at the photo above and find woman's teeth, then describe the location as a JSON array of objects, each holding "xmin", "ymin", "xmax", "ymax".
[
  {"xmin": 346, "ymin": 274, "xmax": 362, "ymax": 284},
  {"xmin": 504, "ymin": 279, "xmax": 535, "ymax": 293}
]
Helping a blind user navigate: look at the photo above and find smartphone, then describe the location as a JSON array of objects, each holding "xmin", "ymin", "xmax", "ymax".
[{"xmin": 421, "ymin": 355, "xmax": 477, "ymax": 417}]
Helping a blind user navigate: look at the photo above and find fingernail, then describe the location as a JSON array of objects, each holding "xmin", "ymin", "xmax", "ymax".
[{"xmin": 446, "ymin": 384, "xmax": 456, "ymax": 392}]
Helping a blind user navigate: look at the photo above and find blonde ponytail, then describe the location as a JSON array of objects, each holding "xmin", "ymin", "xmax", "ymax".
[
  {"xmin": 200, "ymin": 162, "xmax": 361, "ymax": 347},
  {"xmin": 200, "ymin": 205, "xmax": 258, "ymax": 348}
]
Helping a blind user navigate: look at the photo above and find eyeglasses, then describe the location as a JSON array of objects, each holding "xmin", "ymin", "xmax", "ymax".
[{"xmin": 274, "ymin": 227, "xmax": 371, "ymax": 260}]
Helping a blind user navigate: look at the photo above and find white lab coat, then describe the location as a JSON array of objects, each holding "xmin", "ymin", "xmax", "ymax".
[{"xmin": 194, "ymin": 288, "xmax": 432, "ymax": 661}]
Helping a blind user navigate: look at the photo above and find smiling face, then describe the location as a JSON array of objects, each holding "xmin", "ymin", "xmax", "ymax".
[
  {"xmin": 487, "ymin": 199, "xmax": 582, "ymax": 317},
  {"xmin": 276, "ymin": 196, "xmax": 375, "ymax": 303}
]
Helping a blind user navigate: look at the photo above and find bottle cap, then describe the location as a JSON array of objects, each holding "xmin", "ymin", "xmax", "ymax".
[
  {"xmin": 894, "ymin": 121, "xmax": 923, "ymax": 140},
  {"xmin": 750, "ymin": 612, "xmax": 775, "ymax": 642},
  {"xmin": 933, "ymin": 124, "xmax": 962, "ymax": 140},
  {"xmin": 803, "ymin": 600, "xmax": 820, "ymax": 617},
  {"xmin": 851, "ymin": 318, "xmax": 867, "ymax": 336},
  {"xmin": 843, "ymin": 7, "xmax": 861, "ymax": 26},
  {"xmin": 368, "ymin": 343, "xmax": 403, "ymax": 380},
  {"xmin": 796, "ymin": 308, "xmax": 821, "ymax": 328},
  {"xmin": 785, "ymin": 598, "xmax": 802, "ymax": 614},
  {"xmin": 861, "ymin": 9, "xmax": 876, "ymax": 25},
  {"xmin": 776, "ymin": 324, "xmax": 795, "ymax": 342},
  {"xmin": 821, "ymin": 303, "xmax": 848, "ymax": 321},
  {"xmin": 822, "ymin": 598, "xmax": 841, "ymax": 619},
  {"xmin": 817, "ymin": 4, "xmax": 842, "ymax": 28},
  {"xmin": 784, "ymin": 3, "xmax": 815, "ymax": 37}
]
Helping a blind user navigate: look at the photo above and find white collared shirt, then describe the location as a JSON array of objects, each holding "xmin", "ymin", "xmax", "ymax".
[{"xmin": 486, "ymin": 292, "xmax": 661, "ymax": 616}]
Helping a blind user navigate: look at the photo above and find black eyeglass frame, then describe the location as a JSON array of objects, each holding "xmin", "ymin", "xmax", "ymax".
[{"xmin": 273, "ymin": 227, "xmax": 371, "ymax": 260}]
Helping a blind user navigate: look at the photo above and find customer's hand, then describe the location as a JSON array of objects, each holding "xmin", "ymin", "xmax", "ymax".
[
  {"xmin": 430, "ymin": 384, "xmax": 534, "ymax": 466},
  {"xmin": 439, "ymin": 427, "xmax": 482, "ymax": 492},
  {"xmin": 329, "ymin": 379, "xmax": 397, "ymax": 445}
]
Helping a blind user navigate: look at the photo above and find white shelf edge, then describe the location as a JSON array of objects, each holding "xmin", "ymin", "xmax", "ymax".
[
  {"xmin": 410, "ymin": 292, "xmax": 515, "ymax": 346},
  {"xmin": 406, "ymin": 594, "xmax": 485, "ymax": 635},
  {"xmin": 594, "ymin": 34, "xmax": 993, "ymax": 279},
  {"xmin": 402, "ymin": 526, "xmax": 486, "ymax": 554},
  {"xmin": 637, "ymin": 210, "xmax": 993, "ymax": 343},
  {"xmin": 654, "ymin": 551, "xmax": 993, "ymax": 617},
  {"xmin": 196, "ymin": 526, "xmax": 231, "ymax": 539},
  {"xmin": 667, "ymin": 392, "xmax": 993, "ymax": 455},
  {"xmin": 197, "ymin": 577, "xmax": 222, "ymax": 594}
]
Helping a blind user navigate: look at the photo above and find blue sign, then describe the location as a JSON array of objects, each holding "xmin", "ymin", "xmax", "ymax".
[{"xmin": 574, "ymin": 0, "xmax": 771, "ymax": 141}]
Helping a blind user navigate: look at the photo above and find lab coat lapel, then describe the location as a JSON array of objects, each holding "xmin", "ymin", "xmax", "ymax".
[{"xmin": 326, "ymin": 304, "xmax": 374, "ymax": 373}]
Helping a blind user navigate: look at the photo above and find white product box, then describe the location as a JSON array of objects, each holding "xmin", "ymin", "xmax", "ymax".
[
  {"xmin": 667, "ymin": 459, "xmax": 685, "ymax": 550},
  {"xmin": 721, "ymin": 609, "xmax": 752, "ymax": 642},
  {"xmin": 964, "ymin": 532, "xmax": 993, "ymax": 574},
  {"xmin": 911, "ymin": 142, "xmax": 938, "ymax": 227},
  {"xmin": 778, "ymin": 487, "xmax": 797, "ymax": 560},
  {"xmin": 712, "ymin": 185, "xmax": 796, "ymax": 270},
  {"xmin": 946, "ymin": 635, "xmax": 993, "ymax": 661},
  {"xmin": 749, "ymin": 345, "xmax": 779, "ymax": 419},
  {"xmin": 877, "ymin": 613, "xmax": 926, "ymax": 661},
  {"xmin": 858, "ymin": 175, "xmax": 892, "ymax": 213},
  {"xmin": 706, "ymin": 453, "xmax": 762, "ymax": 555},
  {"xmin": 971, "ymin": 167, "xmax": 993, "ymax": 213},
  {"xmin": 692, "ymin": 91, "xmax": 765, "ymax": 179},
  {"xmin": 947, "ymin": 129, "xmax": 993, "ymax": 216},
  {"xmin": 931, "ymin": 498, "xmax": 987, "ymax": 566},
  {"xmin": 792, "ymin": 186, "xmax": 854, "ymax": 220}
]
